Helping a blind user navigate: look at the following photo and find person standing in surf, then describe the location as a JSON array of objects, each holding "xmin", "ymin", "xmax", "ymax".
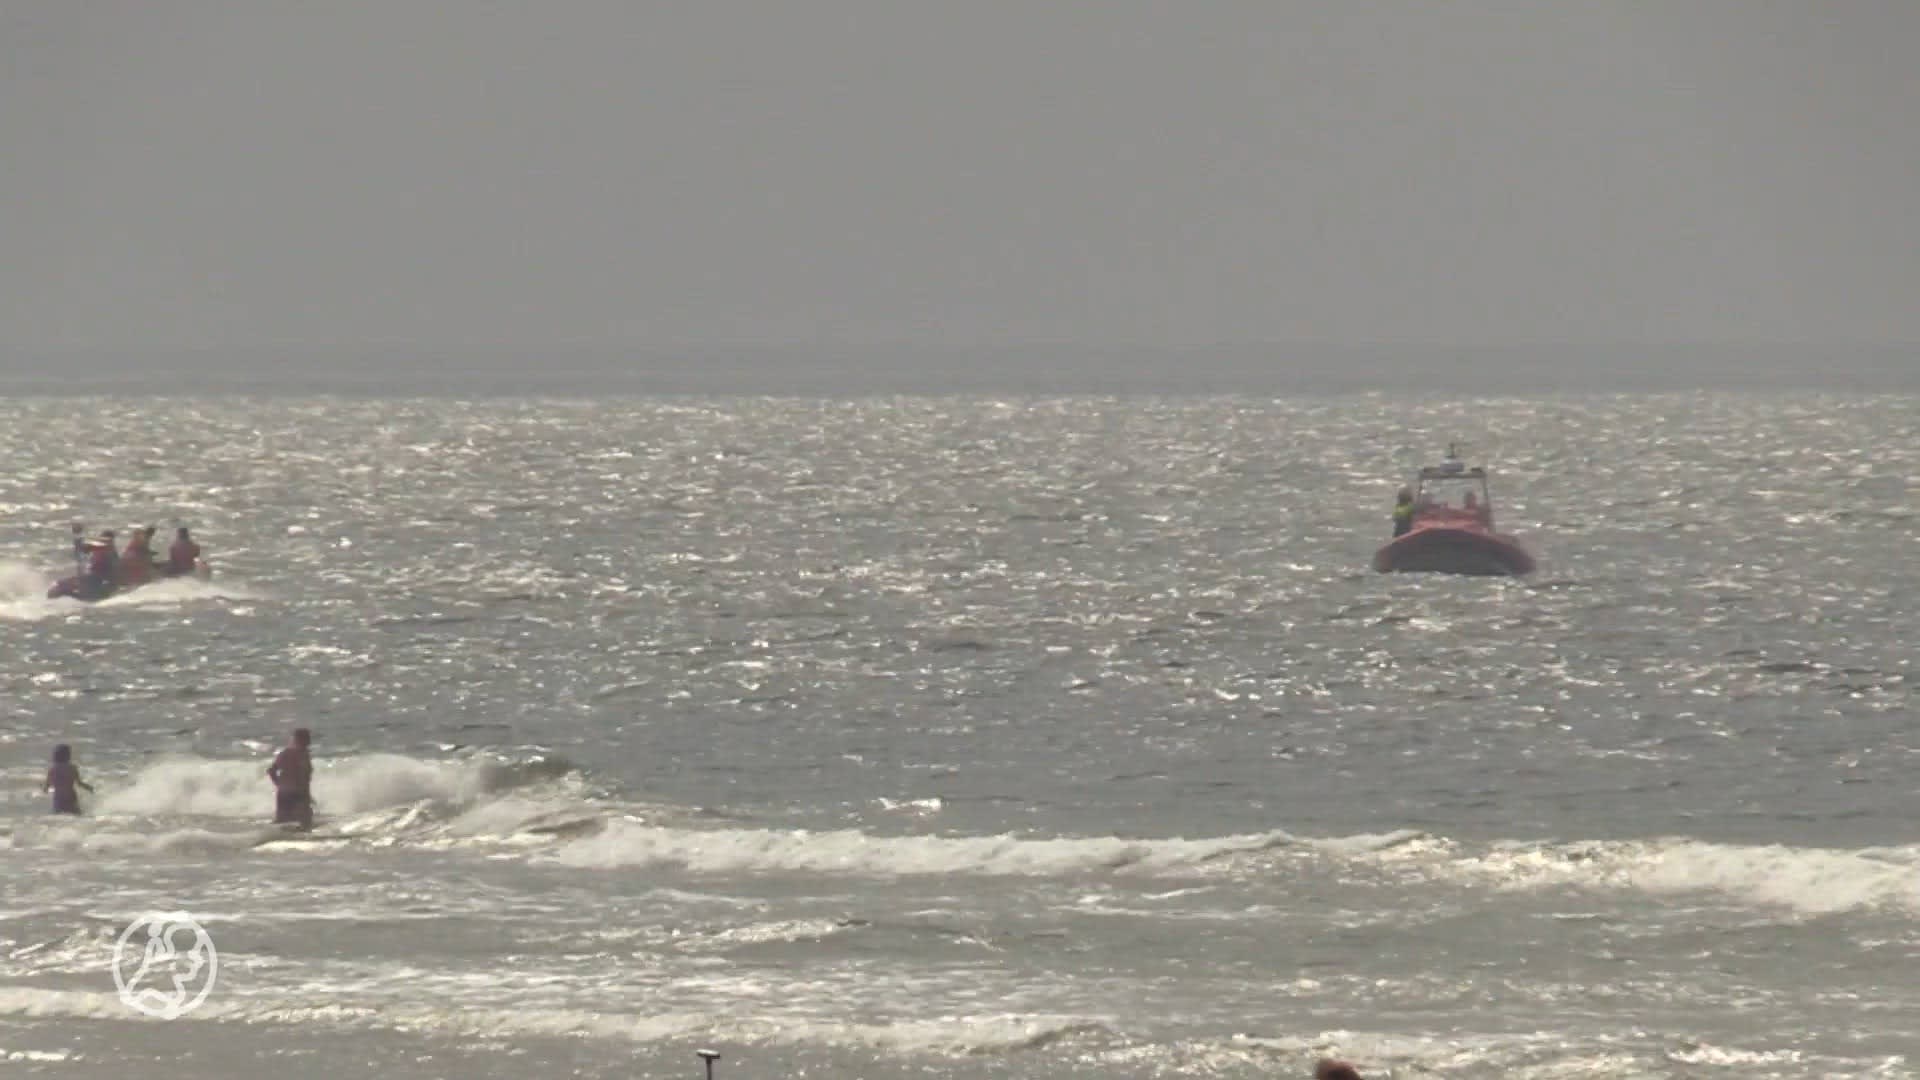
[
  {"xmin": 266, "ymin": 728, "xmax": 315, "ymax": 829},
  {"xmin": 45, "ymin": 744, "xmax": 95, "ymax": 814}
]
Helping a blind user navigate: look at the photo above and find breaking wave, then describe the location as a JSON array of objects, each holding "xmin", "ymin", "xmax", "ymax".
[
  {"xmin": 0, "ymin": 752, "xmax": 594, "ymax": 855},
  {"xmin": 544, "ymin": 820, "xmax": 1920, "ymax": 916},
  {"xmin": 1433, "ymin": 835, "xmax": 1920, "ymax": 916},
  {"xmin": 0, "ymin": 988, "xmax": 1110, "ymax": 1058},
  {"xmin": 95, "ymin": 752, "xmax": 573, "ymax": 819},
  {"xmin": 15, "ymin": 747, "xmax": 1920, "ymax": 919},
  {"xmin": 547, "ymin": 820, "xmax": 1301, "ymax": 876}
]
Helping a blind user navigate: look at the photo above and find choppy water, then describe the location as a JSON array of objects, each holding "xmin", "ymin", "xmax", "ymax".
[{"xmin": 2, "ymin": 393, "xmax": 1916, "ymax": 1080}]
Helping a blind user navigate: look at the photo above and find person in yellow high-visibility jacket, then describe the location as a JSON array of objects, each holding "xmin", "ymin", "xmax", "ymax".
[{"xmin": 1390, "ymin": 488, "xmax": 1415, "ymax": 537}]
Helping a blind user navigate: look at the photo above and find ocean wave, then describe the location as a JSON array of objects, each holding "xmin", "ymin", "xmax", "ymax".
[
  {"xmin": 91, "ymin": 751, "xmax": 581, "ymax": 821},
  {"xmin": 1437, "ymin": 836, "xmax": 1920, "ymax": 916},
  {"xmin": 6, "ymin": 822, "xmax": 268, "ymax": 857},
  {"xmin": 0, "ymin": 987, "xmax": 1869, "ymax": 1078},
  {"xmin": 547, "ymin": 821, "xmax": 1300, "ymax": 876},
  {"xmin": 542, "ymin": 817, "xmax": 1920, "ymax": 917},
  {"xmin": 0, "ymin": 751, "xmax": 625, "ymax": 863},
  {"xmin": 23, "ymin": 753, "xmax": 1920, "ymax": 921},
  {"xmin": 0, "ymin": 988, "xmax": 1108, "ymax": 1057},
  {"xmin": 97, "ymin": 754, "xmax": 440, "ymax": 819}
]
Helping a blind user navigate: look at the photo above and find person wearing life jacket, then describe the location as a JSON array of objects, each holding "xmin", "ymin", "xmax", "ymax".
[
  {"xmin": 1391, "ymin": 488, "xmax": 1415, "ymax": 537},
  {"xmin": 119, "ymin": 527, "xmax": 155, "ymax": 589},
  {"xmin": 84, "ymin": 530, "xmax": 119, "ymax": 596},
  {"xmin": 166, "ymin": 526, "xmax": 201, "ymax": 577}
]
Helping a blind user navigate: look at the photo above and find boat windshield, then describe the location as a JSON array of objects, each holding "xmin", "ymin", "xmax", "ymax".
[{"xmin": 1413, "ymin": 460, "xmax": 1493, "ymax": 520}]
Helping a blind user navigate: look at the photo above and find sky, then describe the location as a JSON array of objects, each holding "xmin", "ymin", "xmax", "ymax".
[{"xmin": 3, "ymin": 1, "xmax": 1918, "ymax": 354}]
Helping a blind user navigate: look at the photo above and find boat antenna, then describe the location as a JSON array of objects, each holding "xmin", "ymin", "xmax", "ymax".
[{"xmin": 696, "ymin": 1049, "xmax": 721, "ymax": 1080}]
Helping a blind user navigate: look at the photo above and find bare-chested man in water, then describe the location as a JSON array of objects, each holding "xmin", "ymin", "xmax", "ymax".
[{"xmin": 267, "ymin": 728, "xmax": 315, "ymax": 829}]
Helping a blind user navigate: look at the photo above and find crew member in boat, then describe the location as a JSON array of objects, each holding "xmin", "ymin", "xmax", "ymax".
[
  {"xmin": 1463, "ymin": 490, "xmax": 1488, "ymax": 522},
  {"xmin": 118, "ymin": 526, "xmax": 156, "ymax": 589},
  {"xmin": 165, "ymin": 526, "xmax": 201, "ymax": 577},
  {"xmin": 1391, "ymin": 488, "xmax": 1415, "ymax": 536},
  {"xmin": 85, "ymin": 530, "xmax": 119, "ymax": 595}
]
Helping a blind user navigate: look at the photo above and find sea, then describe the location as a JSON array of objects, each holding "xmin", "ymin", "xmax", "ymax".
[{"xmin": 1, "ymin": 382, "xmax": 1917, "ymax": 1080}]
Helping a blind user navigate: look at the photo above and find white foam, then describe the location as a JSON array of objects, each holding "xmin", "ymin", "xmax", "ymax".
[
  {"xmin": 47, "ymin": 824, "xmax": 263, "ymax": 856},
  {"xmin": 0, "ymin": 988, "xmax": 1104, "ymax": 1057},
  {"xmin": 439, "ymin": 794, "xmax": 603, "ymax": 838},
  {"xmin": 549, "ymin": 821, "xmax": 1296, "ymax": 877},
  {"xmin": 96, "ymin": 758, "xmax": 270, "ymax": 818},
  {"xmin": 0, "ymin": 558, "xmax": 68, "ymax": 622},
  {"xmin": 1621, "ymin": 840, "xmax": 1920, "ymax": 915},
  {"xmin": 1437, "ymin": 837, "xmax": 1920, "ymax": 915},
  {"xmin": 312, "ymin": 753, "xmax": 494, "ymax": 814},
  {"xmin": 94, "ymin": 576, "xmax": 259, "ymax": 607},
  {"xmin": 874, "ymin": 796, "xmax": 945, "ymax": 816},
  {"xmin": 1668, "ymin": 1042, "xmax": 1803, "ymax": 1067},
  {"xmin": 48, "ymin": 751, "xmax": 1920, "ymax": 922},
  {"xmin": 780, "ymin": 1014, "xmax": 1108, "ymax": 1055},
  {"xmin": 0, "ymin": 560, "xmax": 49, "ymax": 600},
  {"xmin": 0, "ymin": 562, "xmax": 254, "ymax": 621},
  {"xmin": 0, "ymin": 988, "xmax": 130, "ymax": 1022},
  {"xmin": 695, "ymin": 917, "xmax": 855, "ymax": 949},
  {"xmin": 3, "ymin": 1050, "xmax": 73, "ymax": 1063},
  {"xmin": 97, "ymin": 753, "xmax": 520, "ymax": 820}
]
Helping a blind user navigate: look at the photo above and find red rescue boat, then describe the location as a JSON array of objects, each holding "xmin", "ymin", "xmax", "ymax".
[
  {"xmin": 45, "ymin": 523, "xmax": 213, "ymax": 601},
  {"xmin": 1373, "ymin": 449, "xmax": 1534, "ymax": 576},
  {"xmin": 47, "ymin": 560, "xmax": 212, "ymax": 602}
]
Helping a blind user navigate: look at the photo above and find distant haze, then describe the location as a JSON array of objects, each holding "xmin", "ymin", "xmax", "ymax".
[{"xmin": 4, "ymin": 2, "xmax": 1918, "ymax": 368}]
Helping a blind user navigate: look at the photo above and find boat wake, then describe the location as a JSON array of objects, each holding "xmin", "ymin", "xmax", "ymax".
[{"xmin": 0, "ymin": 559, "xmax": 256, "ymax": 620}]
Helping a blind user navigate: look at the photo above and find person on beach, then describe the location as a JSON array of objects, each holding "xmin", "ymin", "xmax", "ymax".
[
  {"xmin": 266, "ymin": 727, "xmax": 315, "ymax": 829},
  {"xmin": 45, "ymin": 744, "xmax": 95, "ymax": 814}
]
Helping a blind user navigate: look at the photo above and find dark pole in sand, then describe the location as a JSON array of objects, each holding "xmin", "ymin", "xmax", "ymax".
[{"xmin": 697, "ymin": 1049, "xmax": 720, "ymax": 1080}]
